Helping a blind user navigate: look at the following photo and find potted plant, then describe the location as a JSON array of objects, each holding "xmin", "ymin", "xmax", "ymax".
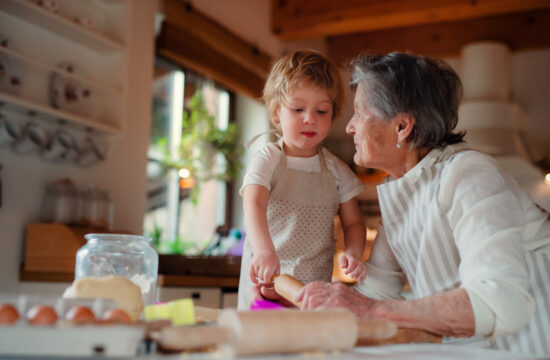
[{"xmin": 158, "ymin": 91, "xmax": 243, "ymax": 205}]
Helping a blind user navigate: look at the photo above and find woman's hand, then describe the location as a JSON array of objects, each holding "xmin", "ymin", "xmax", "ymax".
[
  {"xmin": 250, "ymin": 249, "xmax": 280, "ymax": 284},
  {"xmin": 296, "ymin": 281, "xmax": 379, "ymax": 320},
  {"xmin": 339, "ymin": 252, "xmax": 367, "ymax": 283}
]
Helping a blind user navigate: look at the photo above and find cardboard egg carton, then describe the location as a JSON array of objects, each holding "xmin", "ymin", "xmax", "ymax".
[{"xmin": 0, "ymin": 294, "xmax": 145, "ymax": 357}]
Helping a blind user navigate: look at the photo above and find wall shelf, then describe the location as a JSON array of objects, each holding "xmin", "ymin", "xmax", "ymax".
[
  {"xmin": 0, "ymin": 91, "xmax": 120, "ymax": 134},
  {"xmin": 0, "ymin": 45, "xmax": 123, "ymax": 95},
  {"xmin": 0, "ymin": 0, "xmax": 125, "ymax": 53},
  {"xmin": 0, "ymin": 0, "xmax": 130, "ymax": 142}
]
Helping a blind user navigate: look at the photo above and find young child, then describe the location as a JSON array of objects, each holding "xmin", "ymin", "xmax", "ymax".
[{"xmin": 238, "ymin": 50, "xmax": 367, "ymax": 309}]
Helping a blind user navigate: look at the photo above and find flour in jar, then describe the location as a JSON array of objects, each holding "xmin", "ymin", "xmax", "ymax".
[{"xmin": 129, "ymin": 274, "xmax": 156, "ymax": 305}]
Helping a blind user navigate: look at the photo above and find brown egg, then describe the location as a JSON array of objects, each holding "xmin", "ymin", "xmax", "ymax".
[
  {"xmin": 101, "ymin": 308, "xmax": 132, "ymax": 324},
  {"xmin": 0, "ymin": 303, "xmax": 20, "ymax": 325},
  {"xmin": 27, "ymin": 305, "xmax": 58, "ymax": 326},
  {"xmin": 65, "ymin": 305, "xmax": 95, "ymax": 325}
]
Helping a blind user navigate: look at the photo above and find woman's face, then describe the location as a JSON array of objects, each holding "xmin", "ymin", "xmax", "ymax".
[{"xmin": 346, "ymin": 83, "xmax": 397, "ymax": 170}]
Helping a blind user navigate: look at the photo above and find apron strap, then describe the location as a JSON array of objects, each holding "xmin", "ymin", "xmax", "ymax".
[
  {"xmin": 277, "ymin": 137, "xmax": 287, "ymax": 166},
  {"xmin": 318, "ymin": 147, "xmax": 328, "ymax": 171},
  {"xmin": 244, "ymin": 129, "xmax": 280, "ymax": 148}
]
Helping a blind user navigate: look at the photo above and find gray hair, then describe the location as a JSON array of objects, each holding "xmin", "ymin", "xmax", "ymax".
[{"xmin": 350, "ymin": 52, "xmax": 465, "ymax": 148}]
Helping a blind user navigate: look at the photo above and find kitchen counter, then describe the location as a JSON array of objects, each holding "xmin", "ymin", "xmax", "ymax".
[
  {"xmin": 143, "ymin": 344, "xmax": 541, "ymax": 360},
  {"xmin": 0, "ymin": 342, "xmax": 542, "ymax": 360}
]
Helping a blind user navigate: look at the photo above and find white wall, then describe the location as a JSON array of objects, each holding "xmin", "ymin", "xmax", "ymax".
[
  {"xmin": 231, "ymin": 94, "xmax": 271, "ymax": 230},
  {"xmin": 0, "ymin": 1, "xmax": 157, "ymax": 293}
]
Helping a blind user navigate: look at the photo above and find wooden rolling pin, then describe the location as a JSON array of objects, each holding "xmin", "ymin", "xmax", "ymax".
[
  {"xmin": 157, "ymin": 308, "xmax": 396, "ymax": 355},
  {"xmin": 273, "ymin": 274, "xmax": 398, "ymax": 341},
  {"xmin": 273, "ymin": 274, "xmax": 442, "ymax": 345}
]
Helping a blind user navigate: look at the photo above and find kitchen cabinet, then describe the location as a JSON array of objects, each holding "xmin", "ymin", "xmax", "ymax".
[
  {"xmin": 0, "ymin": 0, "xmax": 130, "ymax": 153},
  {"xmin": 156, "ymin": 286, "xmax": 222, "ymax": 308}
]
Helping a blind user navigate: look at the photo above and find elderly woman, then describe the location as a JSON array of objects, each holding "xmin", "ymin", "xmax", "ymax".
[{"xmin": 295, "ymin": 52, "xmax": 550, "ymax": 356}]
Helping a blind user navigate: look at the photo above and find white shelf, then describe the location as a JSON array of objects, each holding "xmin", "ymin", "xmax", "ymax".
[
  {"xmin": 0, "ymin": 91, "xmax": 120, "ymax": 134},
  {"xmin": 0, "ymin": 0, "xmax": 125, "ymax": 53},
  {"xmin": 0, "ymin": 45, "xmax": 122, "ymax": 95}
]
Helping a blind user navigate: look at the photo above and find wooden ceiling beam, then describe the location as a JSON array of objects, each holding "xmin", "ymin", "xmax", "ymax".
[
  {"xmin": 327, "ymin": 9, "xmax": 550, "ymax": 65},
  {"xmin": 272, "ymin": 0, "xmax": 550, "ymax": 40},
  {"xmin": 157, "ymin": 23, "xmax": 265, "ymax": 100},
  {"xmin": 160, "ymin": 0, "xmax": 271, "ymax": 80}
]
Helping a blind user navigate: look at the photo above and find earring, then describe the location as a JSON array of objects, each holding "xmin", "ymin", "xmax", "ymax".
[{"xmin": 396, "ymin": 143, "xmax": 402, "ymax": 149}]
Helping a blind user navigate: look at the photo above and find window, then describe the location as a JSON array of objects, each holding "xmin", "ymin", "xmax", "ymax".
[{"xmin": 144, "ymin": 59, "xmax": 234, "ymax": 254}]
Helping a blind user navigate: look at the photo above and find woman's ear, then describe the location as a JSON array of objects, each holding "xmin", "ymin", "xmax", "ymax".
[{"xmin": 394, "ymin": 113, "xmax": 415, "ymax": 144}]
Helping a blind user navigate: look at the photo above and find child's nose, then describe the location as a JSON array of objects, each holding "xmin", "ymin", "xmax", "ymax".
[{"xmin": 303, "ymin": 110, "xmax": 317, "ymax": 124}]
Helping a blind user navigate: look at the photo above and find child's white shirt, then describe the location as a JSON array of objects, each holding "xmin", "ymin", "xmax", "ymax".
[{"xmin": 240, "ymin": 143, "xmax": 364, "ymax": 203}]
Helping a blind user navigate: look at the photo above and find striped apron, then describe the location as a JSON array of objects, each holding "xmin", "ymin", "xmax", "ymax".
[{"xmin": 376, "ymin": 146, "xmax": 550, "ymax": 356}]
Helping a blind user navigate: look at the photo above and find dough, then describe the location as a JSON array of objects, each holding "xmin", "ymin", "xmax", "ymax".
[{"xmin": 63, "ymin": 275, "xmax": 143, "ymax": 321}]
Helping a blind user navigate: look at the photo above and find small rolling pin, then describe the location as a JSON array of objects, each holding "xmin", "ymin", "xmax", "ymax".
[
  {"xmin": 273, "ymin": 274, "xmax": 398, "ymax": 341},
  {"xmin": 273, "ymin": 274, "xmax": 442, "ymax": 345}
]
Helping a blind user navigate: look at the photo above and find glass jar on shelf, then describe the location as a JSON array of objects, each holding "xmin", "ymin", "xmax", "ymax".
[
  {"xmin": 79, "ymin": 186, "xmax": 113, "ymax": 230},
  {"xmin": 75, "ymin": 233, "xmax": 159, "ymax": 305},
  {"xmin": 41, "ymin": 179, "xmax": 79, "ymax": 225}
]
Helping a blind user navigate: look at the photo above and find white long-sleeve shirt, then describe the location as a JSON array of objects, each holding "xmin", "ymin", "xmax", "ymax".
[{"xmin": 355, "ymin": 144, "xmax": 550, "ymax": 356}]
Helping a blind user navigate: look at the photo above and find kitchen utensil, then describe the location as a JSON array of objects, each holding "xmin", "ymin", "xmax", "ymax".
[
  {"xmin": 250, "ymin": 298, "xmax": 284, "ymax": 310},
  {"xmin": 78, "ymin": 186, "xmax": 113, "ymax": 229},
  {"xmin": 41, "ymin": 179, "xmax": 79, "ymax": 224},
  {"xmin": 75, "ymin": 130, "xmax": 108, "ymax": 167},
  {"xmin": 156, "ymin": 308, "xmax": 397, "ymax": 355},
  {"xmin": 273, "ymin": 274, "xmax": 306, "ymax": 307},
  {"xmin": 272, "ymin": 274, "xmax": 443, "ymax": 346},
  {"xmin": 144, "ymin": 298, "xmax": 195, "ymax": 326},
  {"xmin": 0, "ymin": 110, "xmax": 22, "ymax": 146},
  {"xmin": 42, "ymin": 126, "xmax": 76, "ymax": 162},
  {"xmin": 12, "ymin": 118, "xmax": 48, "ymax": 155}
]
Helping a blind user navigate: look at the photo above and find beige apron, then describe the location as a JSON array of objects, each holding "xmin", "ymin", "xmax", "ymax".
[{"xmin": 238, "ymin": 141, "xmax": 340, "ymax": 309}]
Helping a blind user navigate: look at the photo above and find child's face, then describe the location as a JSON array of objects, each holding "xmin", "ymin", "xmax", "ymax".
[{"xmin": 277, "ymin": 82, "xmax": 333, "ymax": 157}]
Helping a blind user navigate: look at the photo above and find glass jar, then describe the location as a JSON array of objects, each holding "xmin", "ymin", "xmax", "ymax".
[
  {"xmin": 41, "ymin": 180, "xmax": 79, "ymax": 224},
  {"xmin": 75, "ymin": 234, "xmax": 159, "ymax": 306},
  {"xmin": 79, "ymin": 186, "xmax": 113, "ymax": 230}
]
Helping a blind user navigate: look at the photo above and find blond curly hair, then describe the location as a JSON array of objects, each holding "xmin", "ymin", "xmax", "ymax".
[{"xmin": 263, "ymin": 50, "xmax": 344, "ymax": 131}]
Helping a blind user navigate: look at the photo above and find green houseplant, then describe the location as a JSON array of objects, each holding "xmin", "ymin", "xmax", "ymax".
[{"xmin": 159, "ymin": 91, "xmax": 243, "ymax": 205}]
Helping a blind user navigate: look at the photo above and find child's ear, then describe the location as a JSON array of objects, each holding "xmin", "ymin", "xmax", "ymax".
[{"xmin": 273, "ymin": 107, "xmax": 281, "ymax": 124}]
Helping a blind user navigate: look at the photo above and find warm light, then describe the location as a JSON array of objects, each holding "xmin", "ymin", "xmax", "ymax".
[
  {"xmin": 545, "ymin": 173, "xmax": 550, "ymax": 185},
  {"xmin": 366, "ymin": 227, "xmax": 377, "ymax": 242},
  {"xmin": 179, "ymin": 177, "xmax": 195, "ymax": 189},
  {"xmin": 178, "ymin": 168, "xmax": 194, "ymax": 189},
  {"xmin": 178, "ymin": 168, "xmax": 190, "ymax": 178}
]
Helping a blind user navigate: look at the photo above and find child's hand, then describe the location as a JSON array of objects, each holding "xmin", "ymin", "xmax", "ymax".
[
  {"xmin": 250, "ymin": 249, "xmax": 280, "ymax": 284},
  {"xmin": 339, "ymin": 252, "xmax": 367, "ymax": 283},
  {"xmin": 250, "ymin": 283, "xmax": 282, "ymax": 304}
]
